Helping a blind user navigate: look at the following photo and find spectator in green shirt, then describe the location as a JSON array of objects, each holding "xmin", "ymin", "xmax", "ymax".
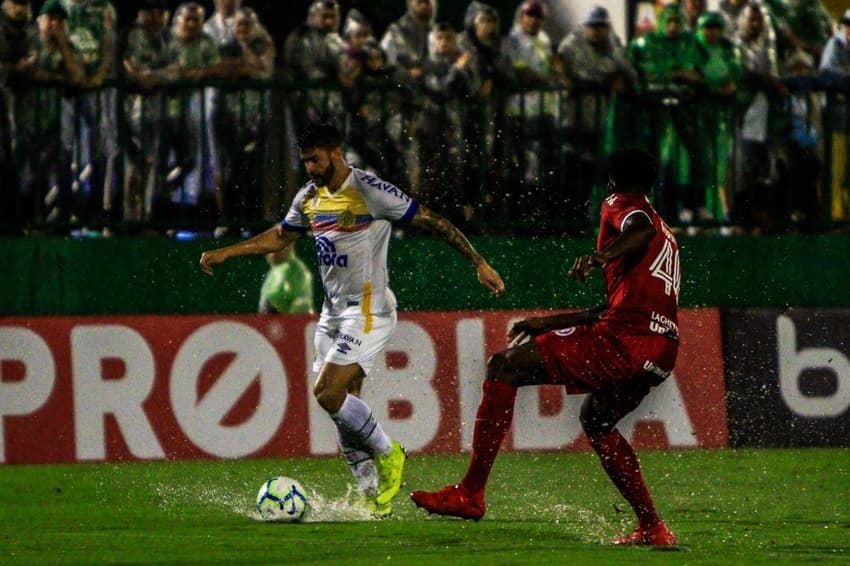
[
  {"xmin": 121, "ymin": 0, "xmax": 170, "ymax": 223},
  {"xmin": 22, "ymin": 0, "xmax": 83, "ymax": 225},
  {"xmin": 697, "ymin": 11, "xmax": 741, "ymax": 224},
  {"xmin": 785, "ymin": 0, "xmax": 834, "ymax": 61},
  {"xmin": 59, "ymin": 0, "xmax": 117, "ymax": 227},
  {"xmin": 258, "ymin": 244, "xmax": 315, "ymax": 315},
  {"xmin": 161, "ymin": 2, "xmax": 219, "ymax": 213},
  {"xmin": 629, "ymin": 3, "xmax": 706, "ymax": 228}
]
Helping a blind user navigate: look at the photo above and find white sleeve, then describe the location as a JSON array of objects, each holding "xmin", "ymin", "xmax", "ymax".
[
  {"xmin": 619, "ymin": 209, "xmax": 652, "ymax": 232},
  {"xmin": 357, "ymin": 171, "xmax": 419, "ymax": 223},
  {"xmin": 280, "ymin": 185, "xmax": 311, "ymax": 232}
]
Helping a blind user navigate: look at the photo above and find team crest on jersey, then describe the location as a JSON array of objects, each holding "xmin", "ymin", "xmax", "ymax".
[{"xmin": 338, "ymin": 208, "xmax": 355, "ymax": 229}]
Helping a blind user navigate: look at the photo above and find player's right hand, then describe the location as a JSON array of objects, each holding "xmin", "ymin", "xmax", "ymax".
[
  {"xmin": 477, "ymin": 262, "xmax": 505, "ymax": 297},
  {"xmin": 199, "ymin": 249, "xmax": 227, "ymax": 276}
]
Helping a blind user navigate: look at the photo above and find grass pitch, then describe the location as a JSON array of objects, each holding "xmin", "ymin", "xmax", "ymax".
[{"xmin": 0, "ymin": 449, "xmax": 847, "ymax": 565}]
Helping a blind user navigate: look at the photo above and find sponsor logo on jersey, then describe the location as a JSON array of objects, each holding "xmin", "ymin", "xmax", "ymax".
[
  {"xmin": 315, "ymin": 236, "xmax": 349, "ymax": 267},
  {"xmin": 643, "ymin": 360, "xmax": 671, "ymax": 379},
  {"xmin": 359, "ymin": 173, "xmax": 410, "ymax": 202},
  {"xmin": 338, "ymin": 333, "xmax": 363, "ymax": 347},
  {"xmin": 649, "ymin": 311, "xmax": 679, "ymax": 337},
  {"xmin": 336, "ymin": 342, "xmax": 352, "ymax": 355}
]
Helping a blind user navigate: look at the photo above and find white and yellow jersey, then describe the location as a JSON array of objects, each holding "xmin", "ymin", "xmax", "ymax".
[{"xmin": 281, "ymin": 167, "xmax": 419, "ymax": 319}]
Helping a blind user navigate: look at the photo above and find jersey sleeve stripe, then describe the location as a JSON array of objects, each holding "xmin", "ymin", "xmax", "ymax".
[
  {"xmin": 280, "ymin": 220, "xmax": 309, "ymax": 233},
  {"xmin": 398, "ymin": 200, "xmax": 420, "ymax": 224},
  {"xmin": 619, "ymin": 209, "xmax": 652, "ymax": 232}
]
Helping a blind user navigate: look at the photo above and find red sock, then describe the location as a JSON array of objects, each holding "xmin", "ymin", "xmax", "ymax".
[
  {"xmin": 589, "ymin": 430, "xmax": 661, "ymax": 530},
  {"xmin": 461, "ymin": 380, "xmax": 517, "ymax": 494}
]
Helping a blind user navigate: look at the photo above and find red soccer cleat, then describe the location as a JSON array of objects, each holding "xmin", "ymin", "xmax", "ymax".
[
  {"xmin": 410, "ymin": 483, "xmax": 486, "ymax": 521},
  {"xmin": 613, "ymin": 522, "xmax": 677, "ymax": 547},
  {"xmin": 613, "ymin": 527, "xmax": 646, "ymax": 546}
]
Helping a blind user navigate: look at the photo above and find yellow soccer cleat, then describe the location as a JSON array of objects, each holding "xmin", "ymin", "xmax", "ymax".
[
  {"xmin": 374, "ymin": 441, "xmax": 406, "ymax": 506},
  {"xmin": 352, "ymin": 492, "xmax": 393, "ymax": 519},
  {"xmin": 367, "ymin": 498, "xmax": 393, "ymax": 519}
]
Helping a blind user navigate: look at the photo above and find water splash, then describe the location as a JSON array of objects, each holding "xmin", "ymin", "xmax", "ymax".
[
  {"xmin": 154, "ymin": 482, "xmax": 381, "ymax": 523},
  {"xmin": 550, "ymin": 503, "xmax": 628, "ymax": 544},
  {"xmin": 298, "ymin": 486, "xmax": 381, "ymax": 522}
]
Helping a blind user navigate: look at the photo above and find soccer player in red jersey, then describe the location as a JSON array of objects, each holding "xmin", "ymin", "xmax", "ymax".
[{"xmin": 410, "ymin": 147, "xmax": 680, "ymax": 547}]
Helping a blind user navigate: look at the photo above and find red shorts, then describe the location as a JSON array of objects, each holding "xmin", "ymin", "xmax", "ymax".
[{"xmin": 534, "ymin": 322, "xmax": 678, "ymax": 394}]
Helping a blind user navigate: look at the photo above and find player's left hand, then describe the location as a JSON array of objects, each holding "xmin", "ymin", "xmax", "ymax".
[
  {"xmin": 477, "ymin": 262, "xmax": 505, "ymax": 296},
  {"xmin": 568, "ymin": 254, "xmax": 605, "ymax": 283},
  {"xmin": 508, "ymin": 317, "xmax": 545, "ymax": 344}
]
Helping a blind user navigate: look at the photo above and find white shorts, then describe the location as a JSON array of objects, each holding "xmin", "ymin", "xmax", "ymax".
[{"xmin": 312, "ymin": 310, "xmax": 397, "ymax": 375}]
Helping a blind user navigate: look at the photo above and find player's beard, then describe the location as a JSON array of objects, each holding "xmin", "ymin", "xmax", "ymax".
[{"xmin": 312, "ymin": 162, "xmax": 335, "ymax": 187}]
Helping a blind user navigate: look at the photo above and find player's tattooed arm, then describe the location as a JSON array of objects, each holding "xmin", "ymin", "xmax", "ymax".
[
  {"xmin": 411, "ymin": 205, "xmax": 505, "ymax": 296},
  {"xmin": 411, "ymin": 205, "xmax": 483, "ymax": 264}
]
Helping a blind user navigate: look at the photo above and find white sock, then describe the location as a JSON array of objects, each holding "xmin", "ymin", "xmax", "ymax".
[
  {"xmin": 335, "ymin": 425, "xmax": 378, "ymax": 497},
  {"xmin": 353, "ymin": 460, "xmax": 378, "ymax": 498},
  {"xmin": 331, "ymin": 394, "xmax": 392, "ymax": 456}
]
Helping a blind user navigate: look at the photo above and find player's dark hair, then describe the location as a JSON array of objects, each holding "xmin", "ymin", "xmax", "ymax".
[
  {"xmin": 608, "ymin": 147, "xmax": 659, "ymax": 193},
  {"xmin": 309, "ymin": 0, "xmax": 338, "ymax": 13},
  {"xmin": 434, "ymin": 22, "xmax": 455, "ymax": 33},
  {"xmin": 297, "ymin": 123, "xmax": 343, "ymax": 151}
]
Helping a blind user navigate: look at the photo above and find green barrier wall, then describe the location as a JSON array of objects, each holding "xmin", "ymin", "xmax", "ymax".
[{"xmin": 1, "ymin": 235, "xmax": 848, "ymax": 316}]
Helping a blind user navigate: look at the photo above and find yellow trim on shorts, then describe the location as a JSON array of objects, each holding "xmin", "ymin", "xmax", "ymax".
[{"xmin": 362, "ymin": 281, "xmax": 373, "ymax": 334}]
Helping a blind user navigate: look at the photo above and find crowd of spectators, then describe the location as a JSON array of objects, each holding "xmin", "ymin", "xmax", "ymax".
[{"xmin": 0, "ymin": 0, "xmax": 848, "ymax": 236}]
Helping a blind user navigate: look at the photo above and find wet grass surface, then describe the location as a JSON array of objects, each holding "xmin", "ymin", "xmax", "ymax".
[{"xmin": 0, "ymin": 449, "xmax": 847, "ymax": 564}]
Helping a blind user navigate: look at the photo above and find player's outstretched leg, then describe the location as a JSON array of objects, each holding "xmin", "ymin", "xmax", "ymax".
[
  {"xmin": 335, "ymin": 427, "xmax": 392, "ymax": 517},
  {"xmin": 410, "ymin": 378, "xmax": 517, "ymax": 520},
  {"xmin": 411, "ymin": 343, "xmax": 545, "ymax": 520},
  {"xmin": 318, "ymin": 362, "xmax": 406, "ymax": 515},
  {"xmin": 330, "ymin": 393, "xmax": 404, "ymax": 513},
  {"xmin": 581, "ymin": 393, "xmax": 677, "ymax": 547}
]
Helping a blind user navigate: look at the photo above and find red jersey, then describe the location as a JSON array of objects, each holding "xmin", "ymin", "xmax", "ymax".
[{"xmin": 597, "ymin": 192, "xmax": 680, "ymax": 340}]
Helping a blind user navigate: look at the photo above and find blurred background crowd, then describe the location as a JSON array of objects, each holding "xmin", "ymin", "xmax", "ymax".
[{"xmin": 1, "ymin": 0, "xmax": 849, "ymax": 237}]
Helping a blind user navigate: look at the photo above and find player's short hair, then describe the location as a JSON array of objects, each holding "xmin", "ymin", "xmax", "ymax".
[
  {"xmin": 235, "ymin": 7, "xmax": 258, "ymax": 25},
  {"xmin": 608, "ymin": 147, "xmax": 659, "ymax": 193},
  {"xmin": 309, "ymin": 0, "xmax": 337, "ymax": 15},
  {"xmin": 433, "ymin": 22, "xmax": 455, "ymax": 34},
  {"xmin": 175, "ymin": 2, "xmax": 204, "ymax": 20},
  {"xmin": 297, "ymin": 123, "xmax": 343, "ymax": 151}
]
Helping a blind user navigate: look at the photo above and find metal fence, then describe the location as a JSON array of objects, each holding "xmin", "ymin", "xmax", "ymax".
[{"xmin": 0, "ymin": 77, "xmax": 846, "ymax": 235}]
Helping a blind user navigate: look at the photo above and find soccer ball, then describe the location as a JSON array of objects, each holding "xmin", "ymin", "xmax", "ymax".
[{"xmin": 256, "ymin": 477, "xmax": 309, "ymax": 522}]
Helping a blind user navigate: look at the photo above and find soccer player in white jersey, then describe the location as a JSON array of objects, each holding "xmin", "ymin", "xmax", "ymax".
[{"xmin": 199, "ymin": 123, "xmax": 505, "ymax": 516}]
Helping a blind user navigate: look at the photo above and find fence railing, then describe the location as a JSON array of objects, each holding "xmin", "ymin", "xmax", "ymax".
[{"xmin": 0, "ymin": 77, "xmax": 845, "ymax": 235}]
